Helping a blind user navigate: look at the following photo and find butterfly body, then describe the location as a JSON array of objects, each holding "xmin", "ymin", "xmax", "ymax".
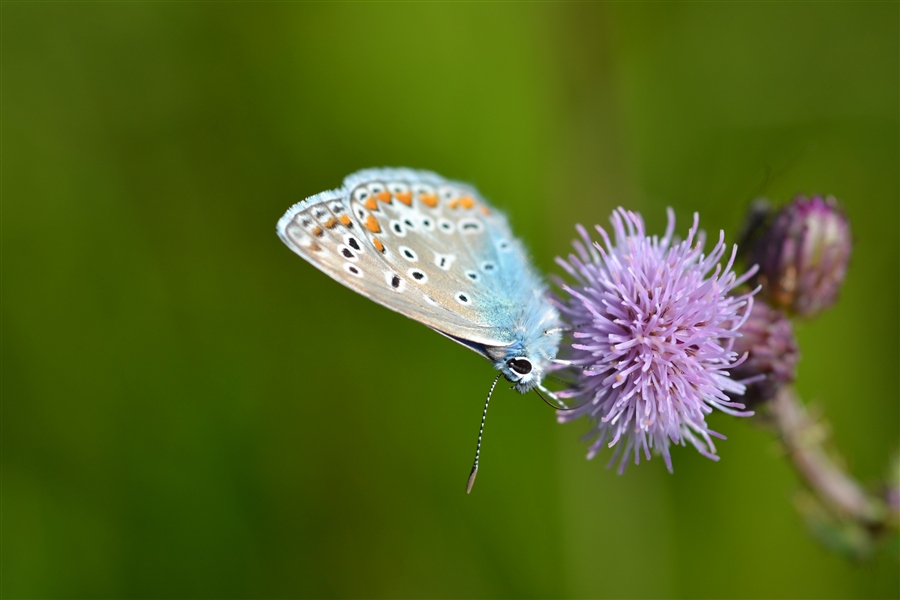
[{"xmin": 277, "ymin": 168, "xmax": 561, "ymax": 393}]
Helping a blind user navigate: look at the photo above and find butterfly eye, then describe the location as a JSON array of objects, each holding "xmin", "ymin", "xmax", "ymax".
[{"xmin": 507, "ymin": 358, "xmax": 532, "ymax": 375}]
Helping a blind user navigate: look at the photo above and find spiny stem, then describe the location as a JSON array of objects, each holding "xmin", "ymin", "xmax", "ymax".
[{"xmin": 768, "ymin": 387, "xmax": 895, "ymax": 539}]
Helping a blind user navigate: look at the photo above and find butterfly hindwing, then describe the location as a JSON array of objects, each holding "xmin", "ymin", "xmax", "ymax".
[{"xmin": 277, "ymin": 168, "xmax": 539, "ymax": 349}]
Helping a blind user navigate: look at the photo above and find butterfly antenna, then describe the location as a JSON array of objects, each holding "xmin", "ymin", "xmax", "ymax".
[{"xmin": 467, "ymin": 373, "xmax": 502, "ymax": 494}]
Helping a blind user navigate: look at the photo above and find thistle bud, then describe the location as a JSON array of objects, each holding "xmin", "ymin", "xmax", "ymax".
[
  {"xmin": 746, "ymin": 195, "xmax": 852, "ymax": 318},
  {"xmin": 728, "ymin": 301, "xmax": 799, "ymax": 407}
]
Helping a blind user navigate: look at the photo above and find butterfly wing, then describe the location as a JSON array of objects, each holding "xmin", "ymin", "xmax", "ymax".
[{"xmin": 277, "ymin": 168, "xmax": 549, "ymax": 352}]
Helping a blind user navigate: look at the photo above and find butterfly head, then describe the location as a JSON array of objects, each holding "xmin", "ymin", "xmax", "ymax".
[{"xmin": 491, "ymin": 327, "xmax": 561, "ymax": 394}]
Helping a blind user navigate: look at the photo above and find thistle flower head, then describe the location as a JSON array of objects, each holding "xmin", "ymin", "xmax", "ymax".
[{"xmin": 554, "ymin": 208, "xmax": 757, "ymax": 472}]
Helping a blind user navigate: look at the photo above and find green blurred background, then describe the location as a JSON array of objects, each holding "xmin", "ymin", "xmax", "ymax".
[{"xmin": 3, "ymin": 2, "xmax": 898, "ymax": 598}]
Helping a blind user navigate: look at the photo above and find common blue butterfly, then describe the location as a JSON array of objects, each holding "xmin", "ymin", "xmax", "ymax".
[{"xmin": 277, "ymin": 168, "xmax": 562, "ymax": 491}]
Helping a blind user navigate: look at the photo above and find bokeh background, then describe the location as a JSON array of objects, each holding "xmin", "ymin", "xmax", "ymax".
[{"xmin": 3, "ymin": 2, "xmax": 898, "ymax": 598}]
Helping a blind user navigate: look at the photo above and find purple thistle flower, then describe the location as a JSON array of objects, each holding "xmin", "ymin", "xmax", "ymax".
[{"xmin": 553, "ymin": 208, "xmax": 757, "ymax": 472}]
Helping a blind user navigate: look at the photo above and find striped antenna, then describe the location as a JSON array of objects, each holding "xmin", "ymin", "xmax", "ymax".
[{"xmin": 466, "ymin": 373, "xmax": 501, "ymax": 494}]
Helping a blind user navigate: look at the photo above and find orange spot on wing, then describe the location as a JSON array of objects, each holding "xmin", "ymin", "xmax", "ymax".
[
  {"xmin": 375, "ymin": 190, "xmax": 391, "ymax": 203},
  {"xmin": 479, "ymin": 205, "xmax": 490, "ymax": 215},
  {"xmin": 459, "ymin": 196, "xmax": 475, "ymax": 209},
  {"xmin": 323, "ymin": 217, "xmax": 338, "ymax": 228},
  {"xmin": 448, "ymin": 199, "xmax": 460, "ymax": 209},
  {"xmin": 364, "ymin": 197, "xmax": 378, "ymax": 210},
  {"xmin": 420, "ymin": 193, "xmax": 438, "ymax": 207},
  {"xmin": 364, "ymin": 214, "xmax": 381, "ymax": 233},
  {"xmin": 372, "ymin": 237, "xmax": 385, "ymax": 253},
  {"xmin": 395, "ymin": 191, "xmax": 412, "ymax": 206},
  {"xmin": 339, "ymin": 214, "xmax": 352, "ymax": 226},
  {"xmin": 312, "ymin": 226, "xmax": 324, "ymax": 237}
]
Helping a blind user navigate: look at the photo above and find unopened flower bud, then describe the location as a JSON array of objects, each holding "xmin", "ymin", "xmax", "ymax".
[
  {"xmin": 746, "ymin": 195, "xmax": 852, "ymax": 318},
  {"xmin": 728, "ymin": 301, "xmax": 799, "ymax": 407}
]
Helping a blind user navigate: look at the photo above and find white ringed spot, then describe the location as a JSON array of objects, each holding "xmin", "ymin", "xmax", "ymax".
[
  {"xmin": 407, "ymin": 268, "xmax": 428, "ymax": 284},
  {"xmin": 458, "ymin": 218, "xmax": 483, "ymax": 234},
  {"xmin": 389, "ymin": 220, "xmax": 408, "ymax": 237},
  {"xmin": 412, "ymin": 183, "xmax": 435, "ymax": 196},
  {"xmin": 352, "ymin": 203, "xmax": 369, "ymax": 221},
  {"xmin": 385, "ymin": 271, "xmax": 406, "ymax": 292},
  {"xmin": 438, "ymin": 219, "xmax": 455, "ymax": 234},
  {"xmin": 388, "ymin": 182, "xmax": 410, "ymax": 195},
  {"xmin": 438, "ymin": 185, "xmax": 457, "ymax": 202},
  {"xmin": 337, "ymin": 244, "xmax": 359, "ymax": 262},
  {"xmin": 352, "ymin": 187, "xmax": 370, "ymax": 203},
  {"xmin": 434, "ymin": 253, "xmax": 456, "ymax": 270},
  {"xmin": 342, "ymin": 234, "xmax": 364, "ymax": 254},
  {"xmin": 399, "ymin": 246, "xmax": 418, "ymax": 262}
]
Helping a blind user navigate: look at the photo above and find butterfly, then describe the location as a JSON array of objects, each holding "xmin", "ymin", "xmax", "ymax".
[{"xmin": 276, "ymin": 168, "xmax": 563, "ymax": 491}]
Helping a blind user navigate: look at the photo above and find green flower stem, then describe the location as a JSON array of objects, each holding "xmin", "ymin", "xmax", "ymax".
[{"xmin": 769, "ymin": 387, "xmax": 897, "ymax": 558}]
